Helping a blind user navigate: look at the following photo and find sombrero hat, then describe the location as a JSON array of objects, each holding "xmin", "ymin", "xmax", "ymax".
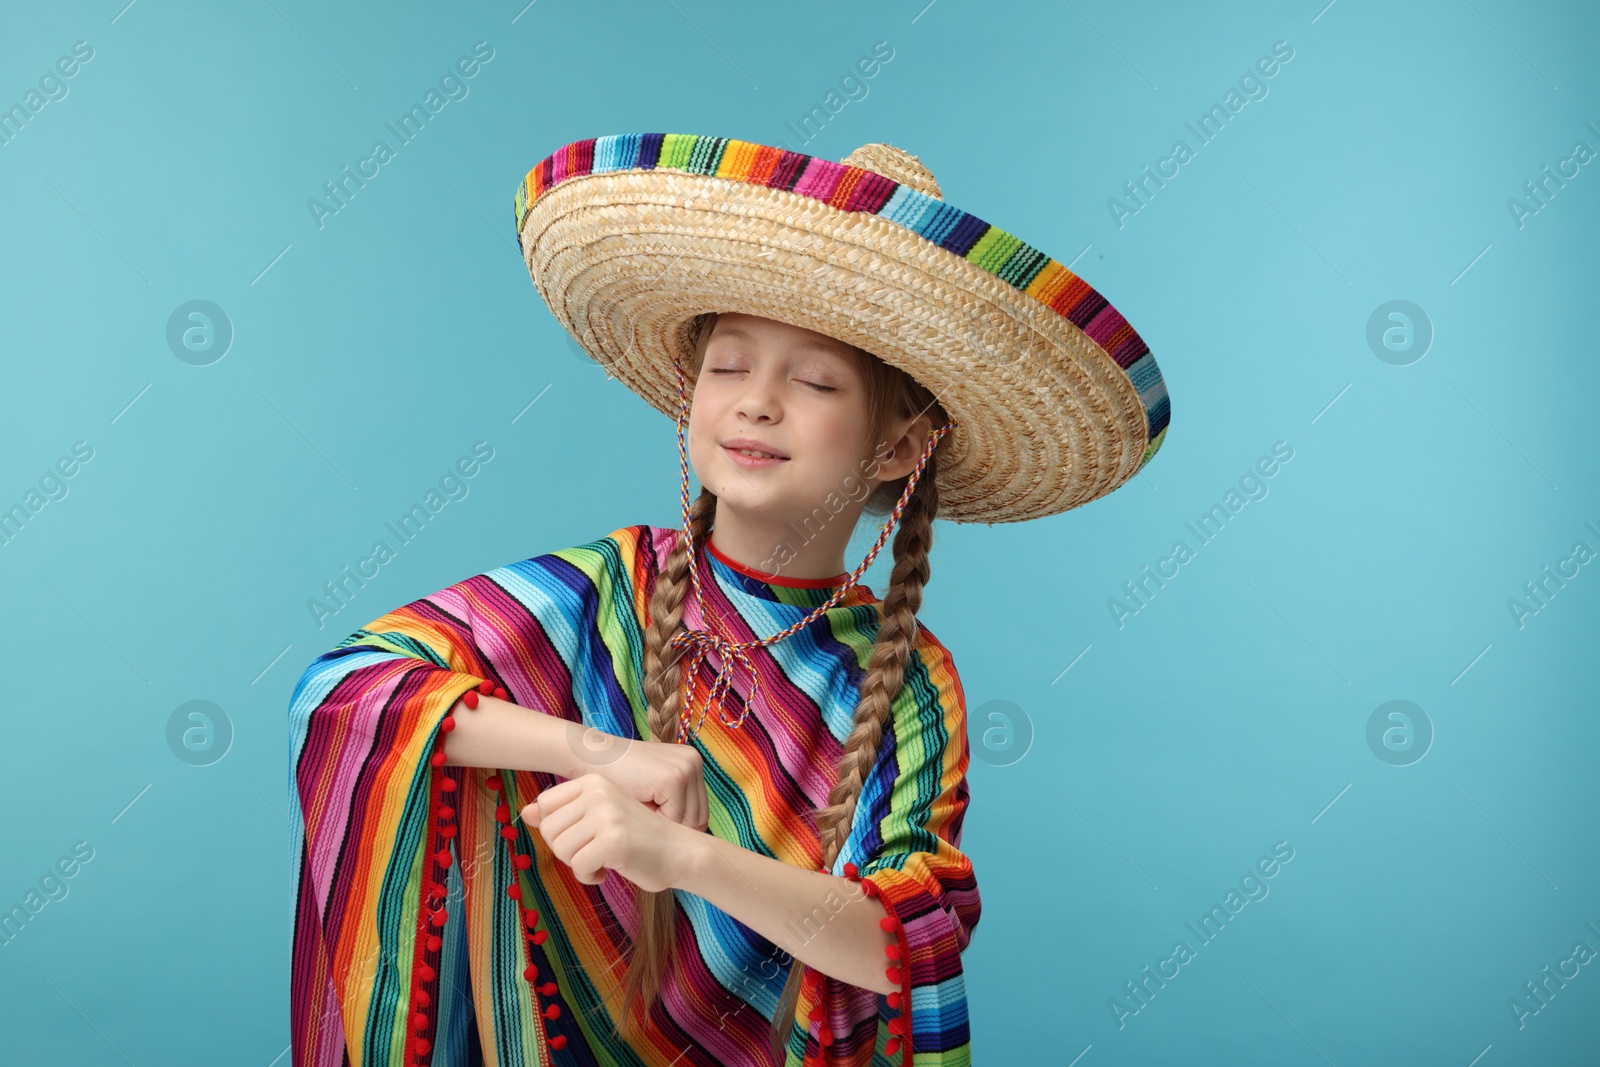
[{"xmin": 512, "ymin": 132, "xmax": 1171, "ymax": 525}]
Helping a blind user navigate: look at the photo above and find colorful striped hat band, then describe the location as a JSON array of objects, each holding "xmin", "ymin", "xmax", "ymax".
[
  {"xmin": 665, "ymin": 338, "xmax": 954, "ymax": 743},
  {"xmin": 512, "ymin": 132, "xmax": 1172, "ymax": 526}
]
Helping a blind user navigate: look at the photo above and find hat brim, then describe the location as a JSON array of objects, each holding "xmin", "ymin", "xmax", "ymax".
[{"xmin": 514, "ymin": 133, "xmax": 1170, "ymax": 524}]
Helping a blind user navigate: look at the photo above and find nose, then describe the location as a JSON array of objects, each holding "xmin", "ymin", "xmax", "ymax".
[{"xmin": 734, "ymin": 367, "xmax": 782, "ymax": 422}]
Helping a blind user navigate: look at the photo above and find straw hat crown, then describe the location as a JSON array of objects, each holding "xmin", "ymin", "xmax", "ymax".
[{"xmin": 838, "ymin": 143, "xmax": 943, "ymax": 199}]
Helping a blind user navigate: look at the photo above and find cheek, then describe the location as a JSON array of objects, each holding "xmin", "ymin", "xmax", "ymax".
[
  {"xmin": 686, "ymin": 397, "xmax": 725, "ymax": 460},
  {"xmin": 810, "ymin": 410, "xmax": 869, "ymax": 463}
]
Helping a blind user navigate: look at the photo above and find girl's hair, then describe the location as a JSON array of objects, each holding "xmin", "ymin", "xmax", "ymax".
[{"xmin": 608, "ymin": 312, "xmax": 949, "ymax": 1058}]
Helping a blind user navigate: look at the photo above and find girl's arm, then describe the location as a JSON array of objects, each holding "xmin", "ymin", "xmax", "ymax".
[
  {"xmin": 440, "ymin": 693, "xmax": 585, "ymax": 777},
  {"xmin": 676, "ymin": 830, "xmax": 898, "ymax": 994}
]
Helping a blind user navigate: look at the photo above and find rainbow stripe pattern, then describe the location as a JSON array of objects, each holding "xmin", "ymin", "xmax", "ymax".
[
  {"xmin": 513, "ymin": 132, "xmax": 1170, "ymax": 470},
  {"xmin": 289, "ymin": 524, "xmax": 981, "ymax": 1066}
]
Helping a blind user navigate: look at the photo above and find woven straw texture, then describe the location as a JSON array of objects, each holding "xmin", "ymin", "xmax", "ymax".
[{"xmin": 513, "ymin": 132, "xmax": 1171, "ymax": 524}]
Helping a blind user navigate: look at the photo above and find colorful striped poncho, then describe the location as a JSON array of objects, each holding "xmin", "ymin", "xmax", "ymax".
[{"xmin": 288, "ymin": 524, "xmax": 980, "ymax": 1066}]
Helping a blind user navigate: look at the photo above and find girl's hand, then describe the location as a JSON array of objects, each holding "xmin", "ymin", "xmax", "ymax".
[
  {"xmin": 522, "ymin": 773, "xmax": 697, "ymax": 891},
  {"xmin": 568, "ymin": 729, "xmax": 709, "ymax": 832}
]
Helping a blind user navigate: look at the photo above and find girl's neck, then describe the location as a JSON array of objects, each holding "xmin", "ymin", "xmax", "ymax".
[{"xmin": 705, "ymin": 504, "xmax": 857, "ymax": 585}]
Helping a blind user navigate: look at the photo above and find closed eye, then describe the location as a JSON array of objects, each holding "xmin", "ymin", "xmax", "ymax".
[{"xmin": 708, "ymin": 368, "xmax": 837, "ymax": 393}]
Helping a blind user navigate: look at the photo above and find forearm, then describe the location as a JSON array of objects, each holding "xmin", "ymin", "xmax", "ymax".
[
  {"xmin": 677, "ymin": 830, "xmax": 897, "ymax": 995},
  {"xmin": 441, "ymin": 694, "xmax": 582, "ymax": 778}
]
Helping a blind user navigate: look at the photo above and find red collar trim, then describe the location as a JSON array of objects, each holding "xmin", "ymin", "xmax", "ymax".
[{"xmin": 706, "ymin": 536, "xmax": 850, "ymax": 589}]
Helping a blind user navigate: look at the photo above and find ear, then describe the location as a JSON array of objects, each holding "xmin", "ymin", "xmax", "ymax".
[{"xmin": 871, "ymin": 412, "xmax": 934, "ymax": 483}]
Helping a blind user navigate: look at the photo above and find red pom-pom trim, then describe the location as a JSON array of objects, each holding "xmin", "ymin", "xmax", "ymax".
[
  {"xmin": 477, "ymin": 679, "xmax": 495, "ymax": 695},
  {"xmin": 884, "ymin": 1037, "xmax": 901, "ymax": 1055},
  {"xmin": 486, "ymin": 774, "xmax": 502, "ymax": 792},
  {"xmin": 549, "ymin": 1035, "xmax": 568, "ymax": 1050},
  {"xmin": 462, "ymin": 689, "xmax": 479, "ymax": 709},
  {"xmin": 843, "ymin": 861, "xmax": 859, "ymax": 880},
  {"xmin": 429, "ymin": 751, "xmax": 447, "ymax": 768},
  {"xmin": 440, "ymin": 778, "xmax": 457, "ymax": 792},
  {"xmin": 531, "ymin": 929, "xmax": 549, "ymax": 945},
  {"xmin": 543, "ymin": 1003, "xmax": 561, "ymax": 1020},
  {"xmin": 538, "ymin": 981, "xmax": 557, "ymax": 996},
  {"xmin": 493, "ymin": 687, "xmax": 508, "ymax": 700}
]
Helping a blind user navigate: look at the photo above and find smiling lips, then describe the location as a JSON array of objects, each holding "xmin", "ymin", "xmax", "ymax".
[{"xmin": 722, "ymin": 438, "xmax": 788, "ymax": 468}]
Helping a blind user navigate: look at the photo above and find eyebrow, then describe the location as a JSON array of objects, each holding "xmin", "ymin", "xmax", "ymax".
[{"xmin": 709, "ymin": 325, "xmax": 853, "ymax": 360}]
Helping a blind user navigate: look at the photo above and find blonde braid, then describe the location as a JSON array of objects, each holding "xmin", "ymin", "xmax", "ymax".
[
  {"xmin": 612, "ymin": 487, "xmax": 718, "ymax": 1042},
  {"xmin": 767, "ymin": 461, "xmax": 939, "ymax": 1062}
]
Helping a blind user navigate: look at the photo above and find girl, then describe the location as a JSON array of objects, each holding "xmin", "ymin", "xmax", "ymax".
[{"xmin": 289, "ymin": 133, "xmax": 1169, "ymax": 1067}]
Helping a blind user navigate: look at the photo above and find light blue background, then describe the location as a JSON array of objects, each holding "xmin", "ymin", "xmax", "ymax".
[{"xmin": 1, "ymin": 1, "xmax": 1596, "ymax": 1063}]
